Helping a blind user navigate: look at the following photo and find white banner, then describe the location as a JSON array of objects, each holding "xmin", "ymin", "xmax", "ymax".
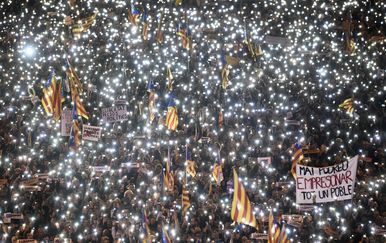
[
  {"xmin": 101, "ymin": 106, "xmax": 128, "ymax": 123},
  {"xmin": 296, "ymin": 155, "xmax": 358, "ymax": 204},
  {"xmin": 61, "ymin": 109, "xmax": 73, "ymax": 136},
  {"xmin": 91, "ymin": 166, "xmax": 111, "ymax": 173},
  {"xmin": 82, "ymin": 125, "xmax": 102, "ymax": 141}
]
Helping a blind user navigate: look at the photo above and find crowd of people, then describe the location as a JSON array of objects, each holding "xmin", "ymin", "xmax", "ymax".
[{"xmin": 1, "ymin": 0, "xmax": 386, "ymax": 242}]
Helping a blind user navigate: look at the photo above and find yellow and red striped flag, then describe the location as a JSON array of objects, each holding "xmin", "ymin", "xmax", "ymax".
[
  {"xmin": 165, "ymin": 92, "xmax": 178, "ymax": 131},
  {"xmin": 182, "ymin": 184, "xmax": 190, "ymax": 215},
  {"xmin": 128, "ymin": 4, "xmax": 140, "ymax": 25},
  {"xmin": 268, "ymin": 210, "xmax": 274, "ymax": 243},
  {"xmin": 221, "ymin": 64, "xmax": 230, "ymax": 89},
  {"xmin": 163, "ymin": 148, "xmax": 174, "ymax": 192},
  {"xmin": 52, "ymin": 79, "xmax": 63, "ymax": 121},
  {"xmin": 177, "ymin": 24, "xmax": 191, "ymax": 50},
  {"xmin": 278, "ymin": 222, "xmax": 290, "ymax": 243},
  {"xmin": 231, "ymin": 169, "xmax": 257, "ymax": 228},
  {"xmin": 41, "ymin": 71, "xmax": 57, "ymax": 116},
  {"xmin": 155, "ymin": 16, "xmax": 164, "ymax": 44},
  {"xmin": 291, "ymin": 143, "xmax": 304, "ymax": 178},
  {"xmin": 339, "ymin": 98, "xmax": 354, "ymax": 114},
  {"xmin": 69, "ymin": 120, "xmax": 81, "ymax": 149},
  {"xmin": 212, "ymin": 158, "xmax": 223, "ymax": 185},
  {"xmin": 72, "ymin": 13, "xmax": 97, "ymax": 34}
]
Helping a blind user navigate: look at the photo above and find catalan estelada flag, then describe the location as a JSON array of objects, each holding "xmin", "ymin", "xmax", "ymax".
[
  {"xmin": 41, "ymin": 71, "xmax": 57, "ymax": 116},
  {"xmin": 141, "ymin": 7, "xmax": 148, "ymax": 41},
  {"xmin": 291, "ymin": 143, "xmax": 303, "ymax": 178},
  {"xmin": 72, "ymin": 13, "xmax": 97, "ymax": 34},
  {"xmin": 182, "ymin": 184, "xmax": 190, "ymax": 215},
  {"xmin": 66, "ymin": 59, "xmax": 83, "ymax": 96},
  {"xmin": 69, "ymin": 120, "xmax": 81, "ymax": 149},
  {"xmin": 128, "ymin": 3, "xmax": 140, "ymax": 25},
  {"xmin": 162, "ymin": 227, "xmax": 171, "ymax": 243},
  {"xmin": 155, "ymin": 16, "xmax": 164, "ymax": 44},
  {"xmin": 186, "ymin": 149, "xmax": 196, "ymax": 177},
  {"xmin": 165, "ymin": 92, "xmax": 178, "ymax": 131},
  {"xmin": 73, "ymin": 96, "xmax": 89, "ymax": 120},
  {"xmin": 163, "ymin": 148, "xmax": 174, "ymax": 192},
  {"xmin": 221, "ymin": 64, "xmax": 230, "ymax": 90},
  {"xmin": 177, "ymin": 24, "xmax": 191, "ymax": 50},
  {"xmin": 231, "ymin": 169, "xmax": 257, "ymax": 228},
  {"xmin": 212, "ymin": 158, "xmax": 223, "ymax": 185},
  {"xmin": 339, "ymin": 98, "xmax": 354, "ymax": 114},
  {"xmin": 142, "ymin": 210, "xmax": 151, "ymax": 243},
  {"xmin": 52, "ymin": 79, "xmax": 63, "ymax": 121},
  {"xmin": 278, "ymin": 222, "xmax": 290, "ymax": 243},
  {"xmin": 268, "ymin": 210, "xmax": 274, "ymax": 243}
]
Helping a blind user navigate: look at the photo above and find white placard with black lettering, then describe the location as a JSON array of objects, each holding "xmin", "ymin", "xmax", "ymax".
[
  {"xmin": 82, "ymin": 125, "xmax": 102, "ymax": 142},
  {"xmin": 296, "ymin": 156, "xmax": 358, "ymax": 204},
  {"xmin": 61, "ymin": 109, "xmax": 73, "ymax": 136},
  {"xmin": 101, "ymin": 106, "xmax": 128, "ymax": 123}
]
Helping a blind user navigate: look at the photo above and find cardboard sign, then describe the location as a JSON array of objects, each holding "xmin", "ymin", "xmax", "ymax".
[
  {"xmin": 250, "ymin": 233, "xmax": 268, "ymax": 240},
  {"xmin": 282, "ymin": 214, "xmax": 303, "ymax": 228},
  {"xmin": 101, "ymin": 106, "xmax": 128, "ymax": 123},
  {"xmin": 61, "ymin": 109, "xmax": 73, "ymax": 136},
  {"xmin": 82, "ymin": 125, "xmax": 102, "ymax": 141},
  {"xmin": 296, "ymin": 156, "xmax": 358, "ymax": 204}
]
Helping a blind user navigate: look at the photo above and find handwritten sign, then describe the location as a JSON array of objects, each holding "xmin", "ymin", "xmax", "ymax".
[
  {"xmin": 82, "ymin": 125, "xmax": 102, "ymax": 141},
  {"xmin": 296, "ymin": 156, "xmax": 358, "ymax": 204},
  {"xmin": 3, "ymin": 213, "xmax": 24, "ymax": 223},
  {"xmin": 250, "ymin": 233, "xmax": 268, "ymax": 240},
  {"xmin": 61, "ymin": 109, "xmax": 73, "ymax": 136},
  {"xmin": 101, "ymin": 106, "xmax": 128, "ymax": 123}
]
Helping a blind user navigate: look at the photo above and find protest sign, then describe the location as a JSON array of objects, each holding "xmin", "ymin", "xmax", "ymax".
[
  {"xmin": 91, "ymin": 166, "xmax": 111, "ymax": 173},
  {"xmin": 296, "ymin": 155, "xmax": 358, "ymax": 204},
  {"xmin": 16, "ymin": 240, "xmax": 37, "ymax": 243},
  {"xmin": 82, "ymin": 125, "xmax": 102, "ymax": 141},
  {"xmin": 101, "ymin": 106, "xmax": 128, "ymax": 123},
  {"xmin": 3, "ymin": 213, "xmax": 24, "ymax": 223},
  {"xmin": 61, "ymin": 109, "xmax": 73, "ymax": 136},
  {"xmin": 257, "ymin": 157, "xmax": 272, "ymax": 165},
  {"xmin": 121, "ymin": 162, "xmax": 140, "ymax": 169},
  {"xmin": 250, "ymin": 233, "xmax": 268, "ymax": 240}
]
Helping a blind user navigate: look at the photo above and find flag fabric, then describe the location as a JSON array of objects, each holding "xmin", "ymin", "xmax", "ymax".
[
  {"xmin": 231, "ymin": 169, "xmax": 257, "ymax": 228},
  {"xmin": 212, "ymin": 158, "xmax": 223, "ymax": 185},
  {"xmin": 142, "ymin": 210, "xmax": 151, "ymax": 243},
  {"xmin": 175, "ymin": 0, "xmax": 183, "ymax": 6},
  {"xmin": 182, "ymin": 184, "xmax": 190, "ymax": 215},
  {"xmin": 73, "ymin": 96, "xmax": 89, "ymax": 120},
  {"xmin": 167, "ymin": 68, "xmax": 173, "ymax": 91},
  {"xmin": 155, "ymin": 16, "xmax": 164, "ymax": 44},
  {"xmin": 339, "ymin": 98, "xmax": 354, "ymax": 114},
  {"xmin": 177, "ymin": 24, "xmax": 191, "ymax": 50},
  {"xmin": 221, "ymin": 64, "xmax": 230, "ymax": 89},
  {"xmin": 273, "ymin": 220, "xmax": 281, "ymax": 243},
  {"xmin": 52, "ymin": 79, "xmax": 63, "ymax": 121},
  {"xmin": 72, "ymin": 13, "xmax": 97, "ymax": 34},
  {"xmin": 255, "ymin": 45, "xmax": 263, "ymax": 56},
  {"xmin": 218, "ymin": 108, "xmax": 223, "ymax": 128},
  {"xmin": 147, "ymin": 80, "xmax": 156, "ymax": 123},
  {"xmin": 141, "ymin": 7, "xmax": 148, "ymax": 41},
  {"xmin": 268, "ymin": 210, "xmax": 274, "ymax": 243},
  {"xmin": 163, "ymin": 148, "xmax": 174, "ymax": 192},
  {"xmin": 291, "ymin": 143, "xmax": 304, "ymax": 178},
  {"xmin": 66, "ymin": 59, "xmax": 83, "ymax": 96},
  {"xmin": 165, "ymin": 92, "xmax": 178, "ymax": 131},
  {"xmin": 162, "ymin": 227, "xmax": 172, "ymax": 243},
  {"xmin": 128, "ymin": 4, "xmax": 140, "ymax": 25},
  {"xmin": 278, "ymin": 222, "xmax": 290, "ymax": 243},
  {"xmin": 186, "ymin": 149, "xmax": 196, "ymax": 177},
  {"xmin": 69, "ymin": 120, "xmax": 81, "ymax": 149},
  {"xmin": 41, "ymin": 71, "xmax": 57, "ymax": 115}
]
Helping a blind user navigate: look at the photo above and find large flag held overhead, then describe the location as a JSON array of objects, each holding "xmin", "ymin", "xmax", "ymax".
[
  {"xmin": 155, "ymin": 16, "xmax": 164, "ymax": 44},
  {"xmin": 66, "ymin": 59, "xmax": 83, "ymax": 96},
  {"xmin": 291, "ymin": 143, "xmax": 304, "ymax": 178},
  {"xmin": 73, "ymin": 96, "xmax": 89, "ymax": 120},
  {"xmin": 142, "ymin": 210, "xmax": 151, "ymax": 243},
  {"xmin": 141, "ymin": 7, "xmax": 149, "ymax": 40},
  {"xmin": 165, "ymin": 92, "xmax": 178, "ymax": 131},
  {"xmin": 231, "ymin": 169, "xmax": 257, "ymax": 228},
  {"xmin": 69, "ymin": 120, "xmax": 81, "ymax": 149},
  {"xmin": 339, "ymin": 98, "xmax": 354, "ymax": 114},
  {"xmin": 41, "ymin": 71, "xmax": 57, "ymax": 115}
]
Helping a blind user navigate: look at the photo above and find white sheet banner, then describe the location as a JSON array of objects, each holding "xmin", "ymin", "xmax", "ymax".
[
  {"xmin": 101, "ymin": 106, "xmax": 128, "ymax": 123},
  {"xmin": 61, "ymin": 109, "xmax": 73, "ymax": 136},
  {"xmin": 82, "ymin": 125, "xmax": 102, "ymax": 141},
  {"xmin": 296, "ymin": 155, "xmax": 358, "ymax": 204}
]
